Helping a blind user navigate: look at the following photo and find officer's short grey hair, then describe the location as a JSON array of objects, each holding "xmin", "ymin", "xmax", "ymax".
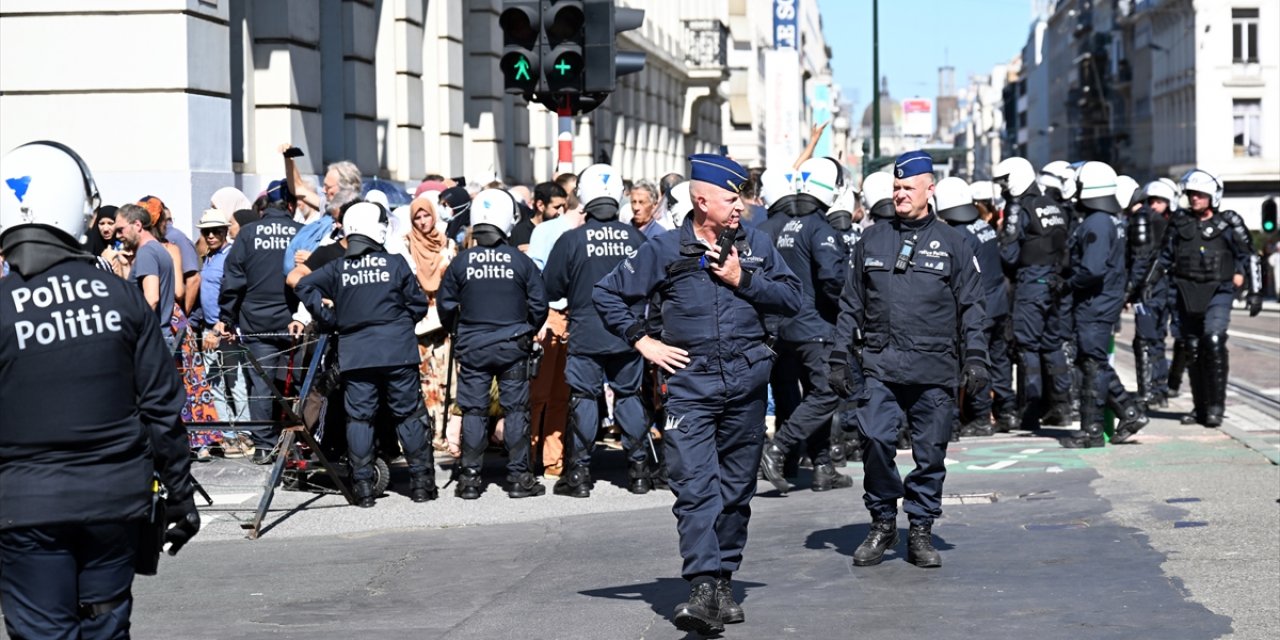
[
  {"xmin": 631, "ymin": 180, "xmax": 660, "ymax": 204},
  {"xmin": 326, "ymin": 161, "xmax": 362, "ymax": 192}
]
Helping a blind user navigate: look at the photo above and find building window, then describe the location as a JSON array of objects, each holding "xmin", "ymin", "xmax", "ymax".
[
  {"xmin": 1232, "ymin": 9, "xmax": 1259, "ymax": 63},
  {"xmin": 1233, "ymin": 99, "xmax": 1262, "ymax": 157}
]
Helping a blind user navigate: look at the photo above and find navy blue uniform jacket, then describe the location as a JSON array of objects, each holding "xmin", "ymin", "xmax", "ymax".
[
  {"xmin": 219, "ymin": 208, "xmax": 302, "ymax": 334},
  {"xmin": 834, "ymin": 213, "xmax": 988, "ymax": 388},
  {"xmin": 0, "ymin": 258, "xmax": 193, "ymax": 529},
  {"xmin": 1069, "ymin": 210, "xmax": 1127, "ymax": 320},
  {"xmin": 436, "ymin": 243, "xmax": 548, "ymax": 355},
  {"xmin": 773, "ymin": 212, "xmax": 847, "ymax": 342},
  {"xmin": 296, "ymin": 250, "xmax": 428, "ymax": 371},
  {"xmin": 543, "ymin": 218, "xmax": 647, "ymax": 355},
  {"xmin": 593, "ymin": 218, "xmax": 802, "ymax": 358}
]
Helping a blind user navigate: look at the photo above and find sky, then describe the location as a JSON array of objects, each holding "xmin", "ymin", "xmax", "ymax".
[{"xmin": 816, "ymin": 0, "xmax": 1036, "ymax": 119}]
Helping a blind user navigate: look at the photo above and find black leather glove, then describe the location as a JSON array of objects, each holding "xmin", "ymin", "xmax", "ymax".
[
  {"xmin": 962, "ymin": 360, "xmax": 990, "ymax": 398},
  {"xmin": 1248, "ymin": 294, "xmax": 1262, "ymax": 317},
  {"xmin": 164, "ymin": 494, "xmax": 201, "ymax": 556},
  {"xmin": 828, "ymin": 351, "xmax": 856, "ymax": 398},
  {"xmin": 1046, "ymin": 274, "xmax": 1068, "ymax": 299}
]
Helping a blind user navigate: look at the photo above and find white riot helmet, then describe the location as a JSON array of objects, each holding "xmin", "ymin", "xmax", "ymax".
[
  {"xmin": 758, "ymin": 168, "xmax": 797, "ymax": 208},
  {"xmin": 1044, "ymin": 161, "xmax": 1078, "ymax": 200},
  {"xmin": 1075, "ymin": 161, "xmax": 1121, "ymax": 214},
  {"xmin": 993, "ymin": 157, "xmax": 1037, "ymax": 198},
  {"xmin": 796, "ymin": 157, "xmax": 846, "ymax": 208},
  {"xmin": 0, "ymin": 140, "xmax": 100, "ymax": 244},
  {"xmin": 860, "ymin": 171, "xmax": 894, "ymax": 209},
  {"xmin": 1115, "ymin": 175, "xmax": 1140, "ymax": 210},
  {"xmin": 935, "ymin": 177, "xmax": 981, "ymax": 223},
  {"xmin": 1179, "ymin": 169, "xmax": 1222, "ymax": 208},
  {"xmin": 341, "ymin": 201, "xmax": 389, "ymax": 245},
  {"xmin": 1143, "ymin": 179, "xmax": 1177, "ymax": 205},
  {"xmin": 829, "ymin": 185, "xmax": 859, "ymax": 215},
  {"xmin": 667, "ymin": 181, "xmax": 693, "ymax": 228},
  {"xmin": 969, "ymin": 180, "xmax": 995, "ymax": 203},
  {"xmin": 576, "ymin": 163, "xmax": 624, "ymax": 207},
  {"xmin": 470, "ymin": 188, "xmax": 518, "ymax": 236}
]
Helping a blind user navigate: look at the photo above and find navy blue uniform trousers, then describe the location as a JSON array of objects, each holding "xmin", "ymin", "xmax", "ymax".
[
  {"xmin": 771, "ymin": 340, "xmax": 840, "ymax": 465},
  {"xmin": 858, "ymin": 378, "xmax": 953, "ymax": 526},
  {"xmin": 343, "ymin": 365, "xmax": 430, "ymax": 482},
  {"xmin": 565, "ymin": 352, "xmax": 648, "ymax": 466},
  {"xmin": 457, "ymin": 343, "xmax": 531, "ymax": 475},
  {"xmin": 663, "ymin": 347, "xmax": 773, "ymax": 580},
  {"xmin": 0, "ymin": 522, "xmax": 139, "ymax": 640}
]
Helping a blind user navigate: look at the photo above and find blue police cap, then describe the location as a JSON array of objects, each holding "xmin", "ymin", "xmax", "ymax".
[
  {"xmin": 894, "ymin": 150, "xmax": 934, "ymax": 179},
  {"xmin": 689, "ymin": 153, "xmax": 749, "ymax": 194},
  {"xmin": 265, "ymin": 179, "xmax": 290, "ymax": 202}
]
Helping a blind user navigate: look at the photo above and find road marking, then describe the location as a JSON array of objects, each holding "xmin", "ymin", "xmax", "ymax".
[
  {"xmin": 1020, "ymin": 448, "xmax": 1044, "ymax": 454},
  {"xmin": 1046, "ymin": 466, "xmax": 1064, "ymax": 473},
  {"xmin": 1231, "ymin": 329, "xmax": 1280, "ymax": 346},
  {"xmin": 968, "ymin": 460, "xmax": 1019, "ymax": 471}
]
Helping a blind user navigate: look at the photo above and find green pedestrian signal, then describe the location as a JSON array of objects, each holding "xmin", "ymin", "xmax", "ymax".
[
  {"xmin": 514, "ymin": 56, "xmax": 531, "ymax": 81},
  {"xmin": 555, "ymin": 58, "xmax": 572, "ymax": 75}
]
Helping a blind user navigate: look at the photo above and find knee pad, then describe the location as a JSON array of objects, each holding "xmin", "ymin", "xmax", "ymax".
[
  {"xmin": 460, "ymin": 405, "xmax": 490, "ymax": 417},
  {"xmin": 1205, "ymin": 333, "xmax": 1227, "ymax": 348}
]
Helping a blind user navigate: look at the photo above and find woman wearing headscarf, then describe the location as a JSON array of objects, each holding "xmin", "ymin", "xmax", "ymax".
[{"xmin": 407, "ymin": 195, "xmax": 459, "ymax": 454}]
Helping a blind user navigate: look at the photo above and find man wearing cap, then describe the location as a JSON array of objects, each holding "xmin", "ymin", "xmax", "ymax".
[
  {"xmin": 595, "ymin": 153, "xmax": 801, "ymax": 634},
  {"xmin": 830, "ymin": 151, "xmax": 988, "ymax": 569},
  {"xmin": 196, "ymin": 209, "xmax": 248, "ymax": 425}
]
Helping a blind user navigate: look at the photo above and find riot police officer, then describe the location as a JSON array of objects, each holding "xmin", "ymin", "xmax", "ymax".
[
  {"xmin": 1128, "ymin": 180, "xmax": 1176, "ymax": 408},
  {"xmin": 759, "ymin": 156, "xmax": 852, "ymax": 493},
  {"xmin": 296, "ymin": 202, "xmax": 437, "ymax": 506},
  {"xmin": 1062, "ymin": 162, "xmax": 1149, "ymax": 448},
  {"xmin": 825, "ymin": 183, "xmax": 866, "ymax": 462},
  {"xmin": 831, "ymin": 151, "xmax": 987, "ymax": 569},
  {"xmin": 936, "ymin": 177, "xmax": 1011, "ymax": 436},
  {"xmin": 754, "ymin": 167, "xmax": 802, "ymax": 241},
  {"xmin": 0, "ymin": 141, "xmax": 200, "ymax": 638},
  {"xmin": 594, "ymin": 153, "xmax": 801, "ymax": 634},
  {"xmin": 861, "ymin": 171, "xmax": 897, "ymax": 223},
  {"xmin": 437, "ymin": 189, "xmax": 549, "ymax": 498},
  {"xmin": 1141, "ymin": 169, "xmax": 1262, "ymax": 427},
  {"xmin": 993, "ymin": 157, "xmax": 1073, "ymax": 430},
  {"xmin": 215, "ymin": 198, "xmax": 303, "ymax": 461},
  {"xmin": 543, "ymin": 164, "xmax": 648, "ymax": 497}
]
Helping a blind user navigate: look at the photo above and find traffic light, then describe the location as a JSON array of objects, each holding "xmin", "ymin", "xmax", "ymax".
[
  {"xmin": 500, "ymin": 1, "xmax": 541, "ymax": 95},
  {"xmin": 542, "ymin": 0, "xmax": 584, "ymax": 94},
  {"xmin": 583, "ymin": 0, "xmax": 646, "ymax": 94},
  {"xmin": 1263, "ymin": 198, "xmax": 1277, "ymax": 233}
]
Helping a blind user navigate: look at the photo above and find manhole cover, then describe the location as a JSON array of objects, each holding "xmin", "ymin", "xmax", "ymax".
[{"xmin": 1023, "ymin": 522, "xmax": 1089, "ymax": 531}]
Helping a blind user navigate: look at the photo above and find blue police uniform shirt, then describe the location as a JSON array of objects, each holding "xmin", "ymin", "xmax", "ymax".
[
  {"xmin": 834, "ymin": 212, "xmax": 989, "ymax": 388},
  {"xmin": 543, "ymin": 217, "xmax": 647, "ymax": 355},
  {"xmin": 218, "ymin": 207, "xmax": 302, "ymax": 334},
  {"xmin": 436, "ymin": 242, "xmax": 549, "ymax": 357},
  {"xmin": 958, "ymin": 218, "xmax": 1009, "ymax": 321},
  {"xmin": 0, "ymin": 257, "xmax": 192, "ymax": 529},
  {"xmin": 296, "ymin": 249, "xmax": 427, "ymax": 371},
  {"xmin": 773, "ymin": 209, "xmax": 848, "ymax": 342},
  {"xmin": 593, "ymin": 217, "xmax": 802, "ymax": 359},
  {"xmin": 1069, "ymin": 209, "xmax": 1127, "ymax": 320}
]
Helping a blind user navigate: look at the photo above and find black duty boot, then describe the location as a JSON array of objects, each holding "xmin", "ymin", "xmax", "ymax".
[
  {"xmin": 553, "ymin": 464, "xmax": 591, "ymax": 498},
  {"xmin": 1133, "ymin": 338, "xmax": 1154, "ymax": 409},
  {"xmin": 897, "ymin": 428, "xmax": 913, "ymax": 450},
  {"xmin": 716, "ymin": 577, "xmax": 744, "ymax": 624},
  {"xmin": 410, "ymin": 473, "xmax": 438, "ymax": 503},
  {"xmin": 758, "ymin": 440, "xmax": 792, "ymax": 494},
  {"xmin": 353, "ymin": 480, "xmax": 376, "ymax": 508},
  {"xmin": 1203, "ymin": 334, "xmax": 1229, "ymax": 428},
  {"xmin": 995, "ymin": 410, "xmax": 1019, "ymax": 433},
  {"xmin": 672, "ymin": 577, "xmax": 723, "ymax": 634},
  {"xmin": 1064, "ymin": 361, "xmax": 1105, "ymax": 449},
  {"xmin": 1110, "ymin": 402, "xmax": 1149, "ymax": 444},
  {"xmin": 454, "ymin": 467, "xmax": 482, "ymax": 500},
  {"xmin": 906, "ymin": 523, "xmax": 942, "ymax": 568},
  {"xmin": 1167, "ymin": 338, "xmax": 1190, "ymax": 397},
  {"xmin": 846, "ymin": 431, "xmax": 865, "ymax": 462},
  {"xmin": 1040, "ymin": 402, "xmax": 1074, "ymax": 427},
  {"xmin": 811, "ymin": 463, "xmax": 854, "ymax": 492},
  {"xmin": 506, "ymin": 471, "xmax": 546, "ymax": 499},
  {"xmin": 959, "ymin": 417, "xmax": 994, "ymax": 437},
  {"xmin": 852, "ymin": 518, "xmax": 899, "ymax": 566},
  {"xmin": 627, "ymin": 460, "xmax": 652, "ymax": 495}
]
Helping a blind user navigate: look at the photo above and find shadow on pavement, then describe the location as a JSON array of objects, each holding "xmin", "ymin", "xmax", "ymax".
[
  {"xmin": 805, "ymin": 521, "xmax": 955, "ymax": 560},
  {"xmin": 579, "ymin": 576, "xmax": 766, "ymax": 637}
]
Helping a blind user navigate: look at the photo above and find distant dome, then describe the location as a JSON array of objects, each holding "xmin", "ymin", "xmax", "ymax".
[{"xmin": 860, "ymin": 77, "xmax": 903, "ymax": 132}]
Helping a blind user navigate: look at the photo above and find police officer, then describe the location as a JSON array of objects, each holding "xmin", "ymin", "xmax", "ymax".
[
  {"xmin": 936, "ymin": 177, "xmax": 1011, "ymax": 436},
  {"xmin": 759, "ymin": 157, "xmax": 852, "ymax": 493},
  {"xmin": 754, "ymin": 167, "xmax": 802, "ymax": 241},
  {"xmin": 215, "ymin": 197, "xmax": 303, "ymax": 461},
  {"xmin": 437, "ymin": 189, "xmax": 549, "ymax": 499},
  {"xmin": 861, "ymin": 171, "xmax": 897, "ymax": 223},
  {"xmin": 1062, "ymin": 162, "xmax": 1149, "ymax": 447},
  {"xmin": 825, "ymin": 184, "xmax": 866, "ymax": 463},
  {"xmin": 0, "ymin": 141, "xmax": 200, "ymax": 638},
  {"xmin": 831, "ymin": 151, "xmax": 988, "ymax": 569},
  {"xmin": 993, "ymin": 157, "xmax": 1072, "ymax": 430},
  {"xmin": 296, "ymin": 202, "xmax": 437, "ymax": 506},
  {"xmin": 594, "ymin": 154, "xmax": 801, "ymax": 634},
  {"xmin": 543, "ymin": 164, "xmax": 649, "ymax": 497},
  {"xmin": 1140, "ymin": 169, "xmax": 1262, "ymax": 427}
]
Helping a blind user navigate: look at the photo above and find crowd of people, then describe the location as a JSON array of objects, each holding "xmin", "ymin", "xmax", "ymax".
[{"xmin": 1, "ymin": 131, "xmax": 1271, "ymax": 635}]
